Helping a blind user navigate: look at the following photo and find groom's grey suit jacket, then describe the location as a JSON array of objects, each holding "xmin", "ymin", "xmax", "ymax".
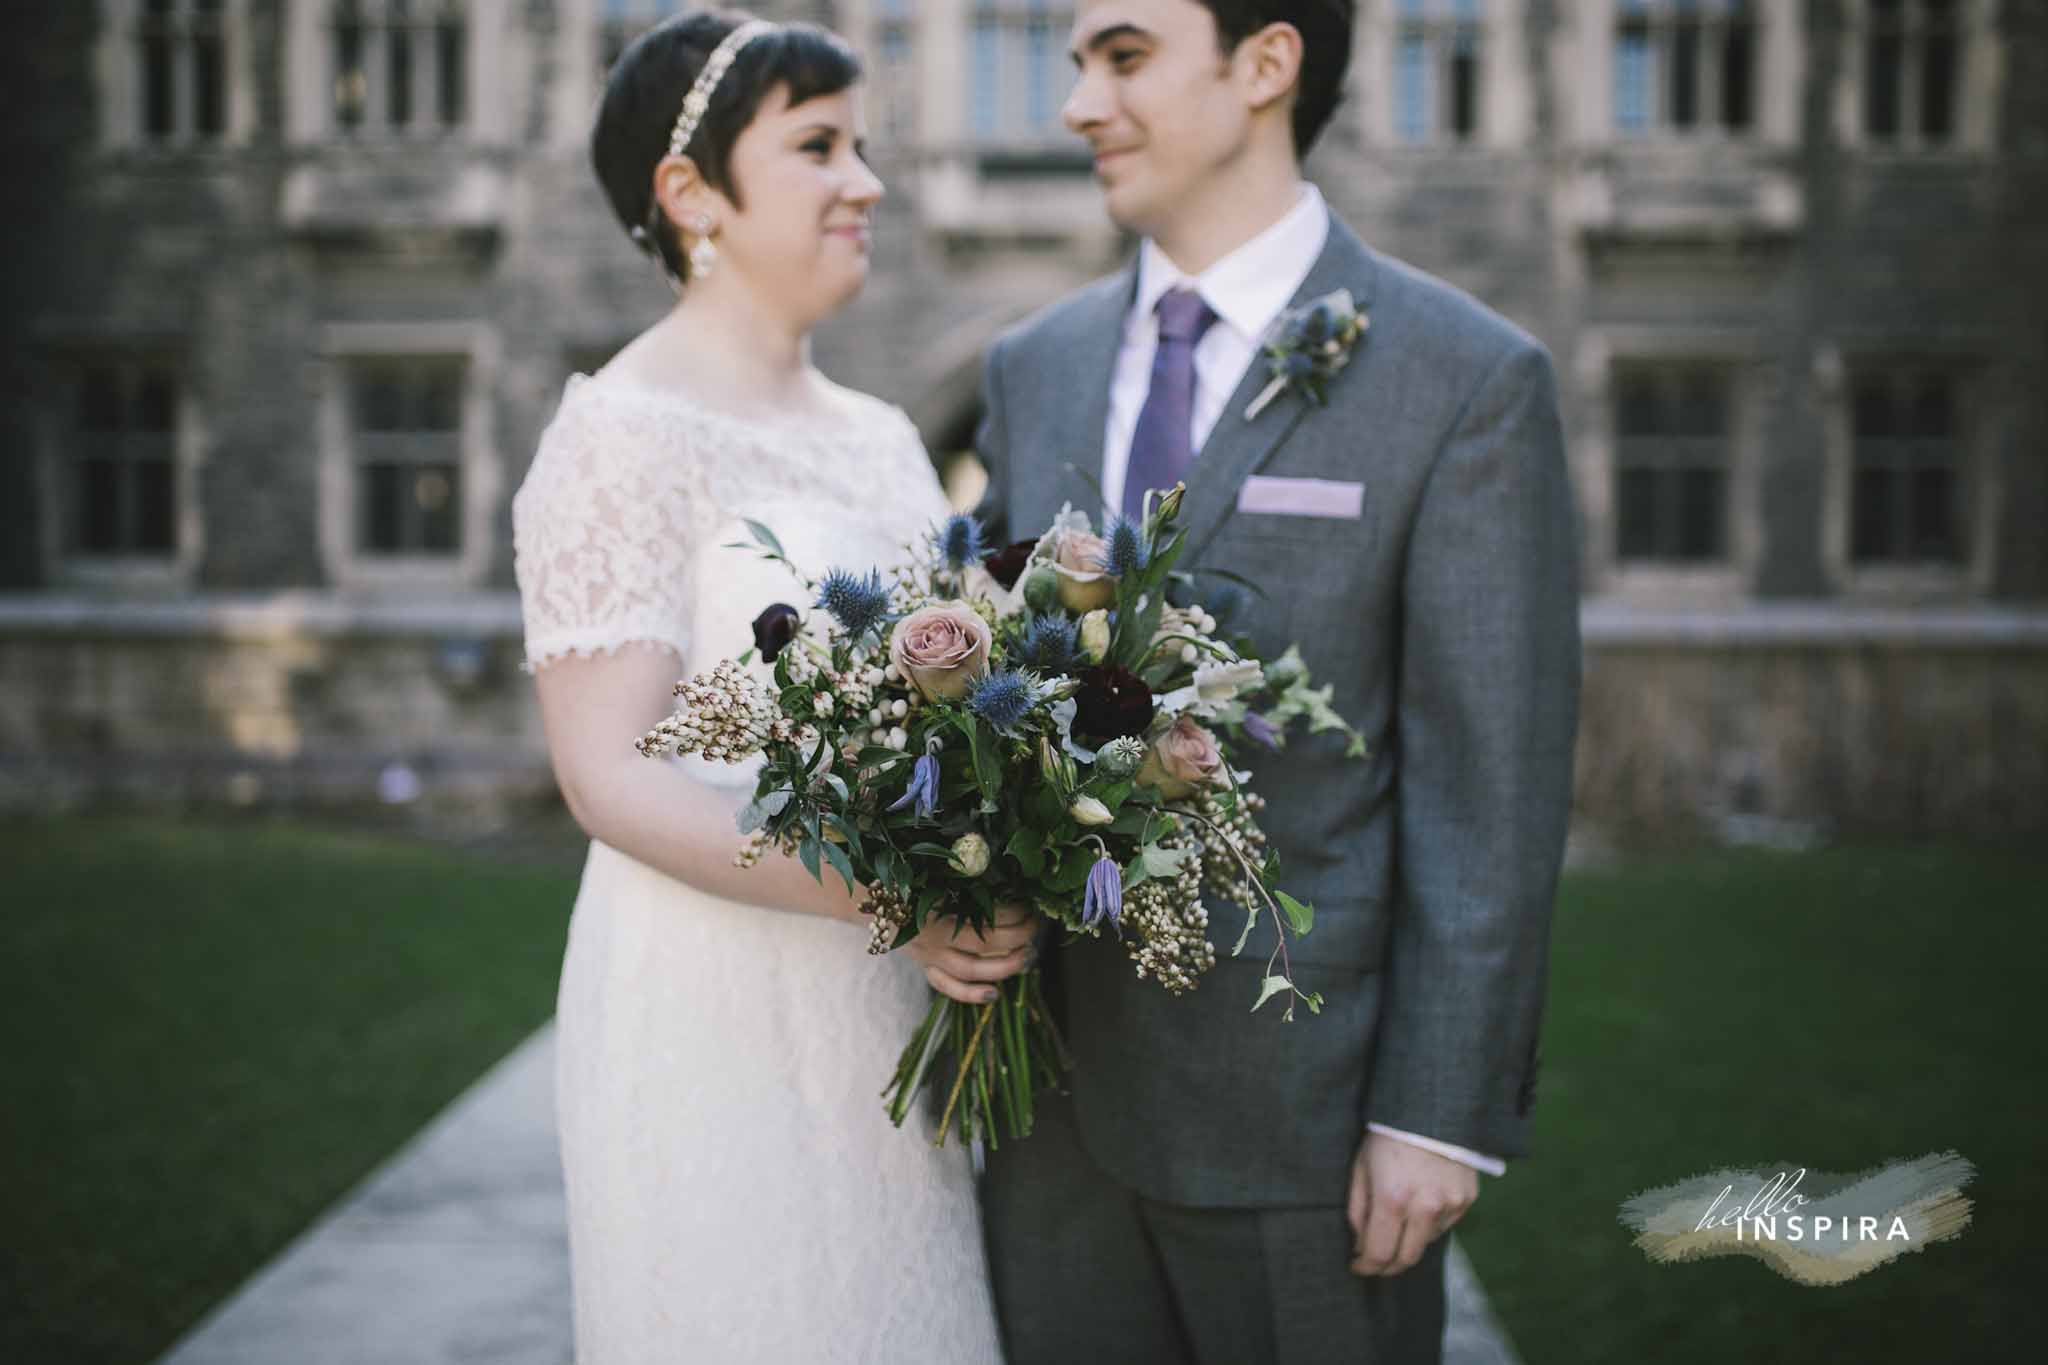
[{"xmin": 974, "ymin": 214, "xmax": 1582, "ymax": 1209}]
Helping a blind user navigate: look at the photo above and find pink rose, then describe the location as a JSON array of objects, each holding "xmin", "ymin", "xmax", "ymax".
[
  {"xmin": 889, "ymin": 602, "xmax": 992, "ymax": 702},
  {"xmin": 1136, "ymin": 716, "xmax": 1225, "ymax": 799},
  {"xmin": 1052, "ymin": 530, "xmax": 1116, "ymax": 612}
]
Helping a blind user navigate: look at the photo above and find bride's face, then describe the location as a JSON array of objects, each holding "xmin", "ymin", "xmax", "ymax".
[{"xmin": 716, "ymin": 84, "xmax": 883, "ymax": 325}]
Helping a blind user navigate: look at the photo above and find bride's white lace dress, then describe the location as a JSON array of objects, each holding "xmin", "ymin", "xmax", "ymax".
[{"xmin": 511, "ymin": 371, "xmax": 1003, "ymax": 1364}]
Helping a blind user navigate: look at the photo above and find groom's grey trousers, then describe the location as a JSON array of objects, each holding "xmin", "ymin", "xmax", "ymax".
[{"xmin": 981, "ymin": 1060, "xmax": 1446, "ymax": 1365}]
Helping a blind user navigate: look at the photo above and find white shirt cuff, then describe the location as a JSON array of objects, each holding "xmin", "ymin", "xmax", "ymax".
[{"xmin": 1367, "ymin": 1122, "xmax": 1508, "ymax": 1177}]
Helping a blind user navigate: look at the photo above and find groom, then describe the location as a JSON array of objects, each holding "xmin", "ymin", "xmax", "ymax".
[{"xmin": 972, "ymin": 2, "xmax": 1580, "ymax": 1360}]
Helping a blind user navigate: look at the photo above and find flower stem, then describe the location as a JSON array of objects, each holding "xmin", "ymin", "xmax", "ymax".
[{"xmin": 935, "ymin": 998, "xmax": 999, "ymax": 1146}]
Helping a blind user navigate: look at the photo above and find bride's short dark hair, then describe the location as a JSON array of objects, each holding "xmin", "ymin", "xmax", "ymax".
[{"xmin": 591, "ymin": 8, "xmax": 863, "ymax": 285}]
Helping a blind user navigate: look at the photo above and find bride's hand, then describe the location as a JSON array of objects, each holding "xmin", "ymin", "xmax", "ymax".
[{"xmin": 904, "ymin": 902, "xmax": 1040, "ymax": 1005}]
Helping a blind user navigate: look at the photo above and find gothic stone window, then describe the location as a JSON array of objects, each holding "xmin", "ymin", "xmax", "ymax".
[
  {"xmin": 1613, "ymin": 0, "xmax": 1756, "ymax": 135},
  {"xmin": 67, "ymin": 360, "xmax": 180, "ymax": 558},
  {"xmin": 1395, "ymin": 0, "xmax": 1483, "ymax": 144},
  {"xmin": 970, "ymin": 2, "xmax": 1075, "ymax": 151},
  {"xmin": 1863, "ymin": 0, "xmax": 1960, "ymax": 145},
  {"xmin": 1613, "ymin": 363, "xmax": 1730, "ymax": 563},
  {"xmin": 331, "ymin": 0, "xmax": 467, "ymax": 136},
  {"xmin": 352, "ymin": 359, "xmax": 465, "ymax": 555},
  {"xmin": 1849, "ymin": 366, "xmax": 1964, "ymax": 564},
  {"xmin": 875, "ymin": 0, "xmax": 916, "ymax": 144},
  {"xmin": 138, "ymin": 0, "xmax": 227, "ymax": 142},
  {"xmin": 598, "ymin": 0, "xmax": 682, "ymax": 83}
]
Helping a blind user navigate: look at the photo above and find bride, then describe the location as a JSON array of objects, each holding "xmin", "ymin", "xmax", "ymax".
[{"xmin": 511, "ymin": 12, "xmax": 1028, "ymax": 1361}]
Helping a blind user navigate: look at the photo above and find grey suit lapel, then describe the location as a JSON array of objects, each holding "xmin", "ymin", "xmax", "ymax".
[
  {"xmin": 1020, "ymin": 266, "xmax": 1137, "ymax": 536},
  {"xmin": 1175, "ymin": 218, "xmax": 1382, "ymax": 561}
]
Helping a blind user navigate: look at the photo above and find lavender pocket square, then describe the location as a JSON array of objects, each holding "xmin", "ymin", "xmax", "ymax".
[{"xmin": 1235, "ymin": 475, "xmax": 1365, "ymax": 519}]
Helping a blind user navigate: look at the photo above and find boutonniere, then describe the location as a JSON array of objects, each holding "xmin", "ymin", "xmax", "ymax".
[{"xmin": 1242, "ymin": 289, "xmax": 1370, "ymax": 422}]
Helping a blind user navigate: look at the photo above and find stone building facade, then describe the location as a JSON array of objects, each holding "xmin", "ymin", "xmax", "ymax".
[{"xmin": 2, "ymin": 0, "xmax": 2043, "ymax": 838}]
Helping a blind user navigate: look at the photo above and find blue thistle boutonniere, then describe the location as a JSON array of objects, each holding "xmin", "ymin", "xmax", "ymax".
[{"xmin": 1243, "ymin": 288, "xmax": 1369, "ymax": 422}]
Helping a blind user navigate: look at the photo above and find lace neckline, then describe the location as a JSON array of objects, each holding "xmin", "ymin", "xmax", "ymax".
[{"xmin": 565, "ymin": 371, "xmax": 878, "ymax": 438}]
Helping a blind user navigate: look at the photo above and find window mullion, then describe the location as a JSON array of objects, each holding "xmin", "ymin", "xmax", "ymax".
[
  {"xmin": 1701, "ymin": 14, "xmax": 1724, "ymax": 131},
  {"xmin": 365, "ymin": 15, "xmax": 388, "ymax": 135},
  {"xmin": 414, "ymin": 10, "xmax": 436, "ymax": 138},
  {"xmin": 1653, "ymin": 17, "xmax": 1672, "ymax": 131},
  {"xmin": 1901, "ymin": 7, "xmax": 1922, "ymax": 149},
  {"xmin": 1434, "ymin": 22, "xmax": 1451, "ymax": 142}
]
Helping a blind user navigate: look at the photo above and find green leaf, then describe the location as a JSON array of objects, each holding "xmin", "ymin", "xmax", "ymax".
[
  {"xmin": 1095, "ymin": 780, "xmax": 1134, "ymax": 813},
  {"xmin": 824, "ymin": 814, "xmax": 865, "ymax": 858},
  {"xmin": 742, "ymin": 518, "xmax": 788, "ymax": 559},
  {"xmin": 1182, "ymin": 564, "xmax": 1269, "ymax": 600},
  {"xmin": 1277, "ymin": 890, "xmax": 1314, "ymax": 937},
  {"xmin": 797, "ymin": 835, "xmax": 822, "ymax": 883},
  {"xmin": 1230, "ymin": 903, "xmax": 1257, "ymax": 956},
  {"xmin": 1048, "ymin": 852, "xmax": 1092, "ymax": 894},
  {"xmin": 907, "ymin": 841, "xmax": 956, "ymax": 859},
  {"xmin": 1004, "ymin": 826, "xmax": 1046, "ymax": 878},
  {"xmin": 819, "ymin": 838, "xmax": 857, "ymax": 895},
  {"xmin": 1252, "ymin": 974, "xmax": 1292, "ymax": 1013},
  {"xmin": 735, "ymin": 788, "xmax": 793, "ymax": 835},
  {"xmin": 1140, "ymin": 845, "xmax": 1188, "ymax": 878},
  {"xmin": 969, "ymin": 723, "xmax": 1002, "ymax": 804}
]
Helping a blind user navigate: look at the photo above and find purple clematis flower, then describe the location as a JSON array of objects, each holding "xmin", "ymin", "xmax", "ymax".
[
  {"xmin": 1082, "ymin": 855, "xmax": 1123, "ymax": 937},
  {"xmin": 886, "ymin": 753, "xmax": 940, "ymax": 821},
  {"xmin": 1243, "ymin": 711, "xmax": 1281, "ymax": 750}
]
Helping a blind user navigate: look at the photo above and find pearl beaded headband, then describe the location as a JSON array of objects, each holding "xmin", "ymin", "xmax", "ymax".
[{"xmin": 667, "ymin": 19, "xmax": 776, "ymax": 162}]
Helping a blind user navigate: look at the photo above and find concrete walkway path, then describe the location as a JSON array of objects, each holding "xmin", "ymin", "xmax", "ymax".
[{"xmin": 157, "ymin": 1022, "xmax": 1525, "ymax": 1364}]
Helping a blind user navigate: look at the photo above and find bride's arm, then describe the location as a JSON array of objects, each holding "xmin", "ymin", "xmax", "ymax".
[
  {"xmin": 532, "ymin": 642, "xmax": 1035, "ymax": 1000},
  {"xmin": 532, "ymin": 640, "xmax": 865, "ymax": 919}
]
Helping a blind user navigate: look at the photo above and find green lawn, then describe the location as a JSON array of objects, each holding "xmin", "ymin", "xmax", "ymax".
[
  {"xmin": 3, "ymin": 821, "xmax": 2040, "ymax": 1363},
  {"xmin": 1459, "ymin": 842, "xmax": 2046, "ymax": 1364},
  {"xmin": 0, "ymin": 815, "xmax": 578, "ymax": 1365}
]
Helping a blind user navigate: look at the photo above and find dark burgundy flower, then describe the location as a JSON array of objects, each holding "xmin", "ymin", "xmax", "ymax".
[
  {"xmin": 981, "ymin": 538, "xmax": 1037, "ymax": 591},
  {"xmin": 751, "ymin": 603, "xmax": 801, "ymax": 662},
  {"xmin": 1072, "ymin": 664, "xmax": 1155, "ymax": 742}
]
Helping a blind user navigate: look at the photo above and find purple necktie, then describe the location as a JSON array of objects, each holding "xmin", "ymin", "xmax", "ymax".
[{"xmin": 1123, "ymin": 287, "xmax": 1219, "ymax": 523}]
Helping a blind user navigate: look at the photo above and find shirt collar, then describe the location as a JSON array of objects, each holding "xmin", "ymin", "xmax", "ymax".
[{"xmin": 1130, "ymin": 182, "xmax": 1331, "ymax": 346}]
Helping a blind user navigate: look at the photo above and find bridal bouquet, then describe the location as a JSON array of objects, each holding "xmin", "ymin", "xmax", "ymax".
[{"xmin": 634, "ymin": 482, "xmax": 1367, "ymax": 1149}]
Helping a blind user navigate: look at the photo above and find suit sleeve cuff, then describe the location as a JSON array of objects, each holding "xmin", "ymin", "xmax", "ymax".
[{"xmin": 1367, "ymin": 1122, "xmax": 1508, "ymax": 1177}]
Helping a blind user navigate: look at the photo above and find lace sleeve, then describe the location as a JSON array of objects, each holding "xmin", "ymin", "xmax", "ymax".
[{"xmin": 512, "ymin": 384, "xmax": 702, "ymax": 674}]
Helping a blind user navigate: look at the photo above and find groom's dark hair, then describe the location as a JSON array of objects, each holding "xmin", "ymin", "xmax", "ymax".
[{"xmin": 1192, "ymin": 0, "xmax": 1355, "ymax": 158}]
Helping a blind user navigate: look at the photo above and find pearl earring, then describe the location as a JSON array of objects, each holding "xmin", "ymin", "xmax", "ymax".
[{"xmin": 688, "ymin": 214, "xmax": 718, "ymax": 280}]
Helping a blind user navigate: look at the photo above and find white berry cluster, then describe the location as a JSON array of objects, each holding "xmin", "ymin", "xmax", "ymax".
[
  {"xmin": 1194, "ymin": 789, "xmax": 1269, "ymax": 911},
  {"xmin": 732, "ymin": 826, "xmax": 796, "ymax": 870},
  {"xmin": 859, "ymin": 884, "xmax": 913, "ymax": 956},
  {"xmin": 1123, "ymin": 840, "xmax": 1216, "ymax": 995},
  {"xmin": 635, "ymin": 659, "xmax": 790, "ymax": 761},
  {"xmin": 1150, "ymin": 604, "xmax": 1227, "ymax": 668}
]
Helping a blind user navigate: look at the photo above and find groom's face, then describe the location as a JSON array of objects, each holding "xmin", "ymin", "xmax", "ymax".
[{"xmin": 1063, "ymin": 0, "xmax": 1256, "ymax": 237}]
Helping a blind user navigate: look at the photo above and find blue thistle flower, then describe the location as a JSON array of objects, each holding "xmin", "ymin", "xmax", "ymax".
[
  {"xmin": 1094, "ymin": 514, "xmax": 1151, "ymax": 577},
  {"xmin": 814, "ymin": 567, "xmax": 890, "ymax": 640},
  {"xmin": 965, "ymin": 669, "xmax": 1038, "ymax": 734},
  {"xmin": 886, "ymin": 752, "xmax": 941, "ymax": 821},
  {"xmin": 1281, "ymin": 351, "xmax": 1317, "ymax": 381},
  {"xmin": 1082, "ymin": 856, "xmax": 1123, "ymax": 936},
  {"xmin": 932, "ymin": 514, "xmax": 988, "ymax": 572},
  {"xmin": 1013, "ymin": 615, "xmax": 1084, "ymax": 674},
  {"xmin": 1243, "ymin": 711, "xmax": 1281, "ymax": 750}
]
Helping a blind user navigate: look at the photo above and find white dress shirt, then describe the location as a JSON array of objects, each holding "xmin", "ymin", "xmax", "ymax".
[{"xmin": 1101, "ymin": 180, "xmax": 1508, "ymax": 1180}]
